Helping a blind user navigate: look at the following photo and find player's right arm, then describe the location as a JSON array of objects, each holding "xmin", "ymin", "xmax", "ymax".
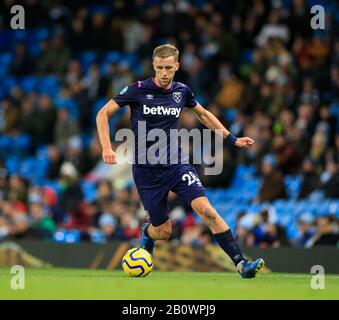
[
  {"xmin": 96, "ymin": 83, "xmax": 138, "ymax": 164},
  {"xmin": 96, "ymin": 99, "xmax": 120, "ymax": 164}
]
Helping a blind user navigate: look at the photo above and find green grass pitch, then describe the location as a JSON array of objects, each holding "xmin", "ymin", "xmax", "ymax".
[{"xmin": 0, "ymin": 268, "xmax": 338, "ymax": 300}]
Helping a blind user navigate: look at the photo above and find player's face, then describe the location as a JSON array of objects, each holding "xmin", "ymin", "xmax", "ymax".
[{"xmin": 153, "ymin": 56, "xmax": 179, "ymax": 88}]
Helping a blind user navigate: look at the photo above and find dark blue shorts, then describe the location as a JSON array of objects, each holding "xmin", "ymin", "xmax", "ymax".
[{"xmin": 132, "ymin": 164, "xmax": 206, "ymax": 226}]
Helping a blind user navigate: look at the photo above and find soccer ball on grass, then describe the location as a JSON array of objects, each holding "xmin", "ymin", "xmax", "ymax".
[{"xmin": 122, "ymin": 247, "xmax": 153, "ymax": 277}]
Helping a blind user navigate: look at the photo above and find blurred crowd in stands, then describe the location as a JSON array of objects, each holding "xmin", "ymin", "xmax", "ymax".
[{"xmin": 0, "ymin": 0, "xmax": 338, "ymax": 247}]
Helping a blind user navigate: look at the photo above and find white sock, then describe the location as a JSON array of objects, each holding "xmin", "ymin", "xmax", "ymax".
[{"xmin": 236, "ymin": 260, "xmax": 245, "ymax": 272}]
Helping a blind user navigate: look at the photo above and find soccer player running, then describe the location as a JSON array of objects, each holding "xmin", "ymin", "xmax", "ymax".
[{"xmin": 96, "ymin": 44, "xmax": 265, "ymax": 278}]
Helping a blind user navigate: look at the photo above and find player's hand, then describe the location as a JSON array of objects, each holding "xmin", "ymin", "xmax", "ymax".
[
  {"xmin": 235, "ymin": 137, "xmax": 255, "ymax": 148},
  {"xmin": 102, "ymin": 148, "xmax": 117, "ymax": 164}
]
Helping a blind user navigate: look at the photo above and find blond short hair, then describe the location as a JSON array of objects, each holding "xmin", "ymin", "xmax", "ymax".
[{"xmin": 152, "ymin": 44, "xmax": 179, "ymax": 61}]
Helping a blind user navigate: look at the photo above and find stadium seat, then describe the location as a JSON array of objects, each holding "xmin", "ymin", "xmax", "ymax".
[
  {"xmin": 12, "ymin": 134, "xmax": 32, "ymax": 153},
  {"xmin": 81, "ymin": 181, "xmax": 97, "ymax": 202},
  {"xmin": 222, "ymin": 108, "xmax": 237, "ymax": 124},
  {"xmin": 5, "ymin": 156, "xmax": 20, "ymax": 175},
  {"xmin": 12, "ymin": 30, "xmax": 28, "ymax": 43},
  {"xmin": 53, "ymin": 229, "xmax": 81, "ymax": 244},
  {"xmin": 41, "ymin": 179, "xmax": 62, "ymax": 195},
  {"xmin": 19, "ymin": 157, "xmax": 37, "ymax": 180},
  {"xmin": 103, "ymin": 51, "xmax": 121, "ymax": 64},
  {"xmin": 32, "ymin": 28, "xmax": 50, "ymax": 42},
  {"xmin": 285, "ymin": 175, "xmax": 301, "ymax": 199},
  {"xmin": 54, "ymin": 97, "xmax": 79, "ymax": 119},
  {"xmin": 0, "ymin": 135, "xmax": 13, "ymax": 153},
  {"xmin": 20, "ymin": 76, "xmax": 39, "ymax": 93},
  {"xmin": 38, "ymin": 76, "xmax": 60, "ymax": 97},
  {"xmin": 78, "ymin": 51, "xmax": 99, "ymax": 73}
]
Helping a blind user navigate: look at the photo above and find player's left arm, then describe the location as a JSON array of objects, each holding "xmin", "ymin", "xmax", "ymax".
[{"xmin": 189, "ymin": 102, "xmax": 254, "ymax": 148}]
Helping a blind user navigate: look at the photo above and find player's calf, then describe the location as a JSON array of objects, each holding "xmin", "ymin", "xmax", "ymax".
[{"xmin": 192, "ymin": 197, "xmax": 264, "ymax": 278}]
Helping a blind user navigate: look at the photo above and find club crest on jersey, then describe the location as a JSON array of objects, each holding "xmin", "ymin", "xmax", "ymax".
[{"xmin": 173, "ymin": 92, "xmax": 182, "ymax": 103}]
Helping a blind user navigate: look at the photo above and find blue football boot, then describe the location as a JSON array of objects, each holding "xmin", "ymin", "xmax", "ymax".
[
  {"xmin": 139, "ymin": 223, "xmax": 155, "ymax": 255},
  {"xmin": 238, "ymin": 258, "xmax": 265, "ymax": 279}
]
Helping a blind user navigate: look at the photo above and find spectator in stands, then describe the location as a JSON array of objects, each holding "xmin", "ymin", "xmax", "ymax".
[
  {"xmin": 0, "ymin": 200, "xmax": 29, "ymax": 239},
  {"xmin": 34, "ymin": 95, "xmax": 57, "ymax": 145},
  {"xmin": 54, "ymin": 107, "xmax": 80, "ymax": 151},
  {"xmin": 85, "ymin": 137, "xmax": 102, "ymax": 174},
  {"xmin": 0, "ymin": 97, "xmax": 19, "ymax": 134},
  {"xmin": 273, "ymin": 134, "xmax": 302, "ymax": 175},
  {"xmin": 105, "ymin": 18, "xmax": 124, "ymax": 51},
  {"xmin": 307, "ymin": 215, "xmax": 339, "ymax": 247},
  {"xmin": 63, "ymin": 136, "xmax": 90, "ymax": 175},
  {"xmin": 120, "ymin": 210, "xmax": 139, "ymax": 240},
  {"xmin": 0, "ymin": 164, "xmax": 8, "ymax": 200},
  {"xmin": 86, "ymin": 12, "xmax": 107, "ymax": 51},
  {"xmin": 37, "ymin": 33, "xmax": 71, "ymax": 75},
  {"xmin": 6, "ymin": 175, "xmax": 28, "ymax": 203},
  {"xmin": 26, "ymin": 200, "xmax": 56, "ymax": 241},
  {"xmin": 257, "ymin": 154, "xmax": 287, "ymax": 202},
  {"xmin": 47, "ymin": 145, "xmax": 63, "ymax": 180},
  {"xmin": 295, "ymin": 212, "xmax": 315, "ymax": 247},
  {"xmin": 58, "ymin": 162, "xmax": 83, "ymax": 226},
  {"xmin": 251, "ymin": 209, "xmax": 287, "ymax": 248},
  {"xmin": 235, "ymin": 211, "xmax": 254, "ymax": 248},
  {"xmin": 322, "ymin": 155, "xmax": 339, "ymax": 199},
  {"xmin": 18, "ymin": 98, "xmax": 36, "ymax": 144},
  {"xmin": 215, "ymin": 73, "xmax": 244, "ymax": 109},
  {"xmin": 10, "ymin": 44, "xmax": 34, "ymax": 76},
  {"xmin": 255, "ymin": 9, "xmax": 290, "ymax": 47},
  {"xmin": 298, "ymin": 157, "xmax": 321, "ymax": 199}
]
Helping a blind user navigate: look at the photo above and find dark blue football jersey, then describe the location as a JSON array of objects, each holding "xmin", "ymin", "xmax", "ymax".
[{"xmin": 113, "ymin": 77, "xmax": 198, "ymax": 167}]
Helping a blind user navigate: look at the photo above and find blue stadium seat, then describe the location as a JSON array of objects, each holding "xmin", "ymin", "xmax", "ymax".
[
  {"xmin": 32, "ymin": 28, "xmax": 50, "ymax": 42},
  {"xmin": 12, "ymin": 134, "xmax": 31, "ymax": 153},
  {"xmin": 240, "ymin": 48, "xmax": 254, "ymax": 64},
  {"xmin": 78, "ymin": 51, "xmax": 99, "ymax": 73},
  {"xmin": 222, "ymin": 108, "xmax": 237, "ymax": 124},
  {"xmin": 81, "ymin": 181, "xmax": 97, "ymax": 202},
  {"xmin": 36, "ymin": 145, "xmax": 49, "ymax": 161},
  {"xmin": 3, "ymin": 76, "xmax": 16, "ymax": 92},
  {"xmin": 90, "ymin": 230, "xmax": 106, "ymax": 243},
  {"xmin": 54, "ymin": 97, "xmax": 79, "ymax": 119},
  {"xmin": 12, "ymin": 30, "xmax": 28, "ymax": 43},
  {"xmin": 5, "ymin": 156, "xmax": 20, "ymax": 175},
  {"xmin": 285, "ymin": 175, "xmax": 301, "ymax": 199},
  {"xmin": 0, "ymin": 52, "xmax": 13, "ymax": 66},
  {"xmin": 42, "ymin": 179, "xmax": 61, "ymax": 195},
  {"xmin": 103, "ymin": 51, "xmax": 121, "ymax": 64},
  {"xmin": 53, "ymin": 229, "xmax": 81, "ymax": 244},
  {"xmin": 20, "ymin": 76, "xmax": 39, "ymax": 93},
  {"xmin": 87, "ymin": 4, "xmax": 111, "ymax": 15},
  {"xmin": 19, "ymin": 157, "xmax": 37, "ymax": 180},
  {"xmin": 0, "ymin": 135, "xmax": 13, "ymax": 153},
  {"xmin": 38, "ymin": 76, "xmax": 60, "ymax": 97},
  {"xmin": 0, "ymin": 30, "xmax": 12, "ymax": 51}
]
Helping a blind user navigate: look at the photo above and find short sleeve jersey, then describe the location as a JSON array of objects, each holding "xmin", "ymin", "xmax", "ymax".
[{"xmin": 113, "ymin": 77, "xmax": 198, "ymax": 167}]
